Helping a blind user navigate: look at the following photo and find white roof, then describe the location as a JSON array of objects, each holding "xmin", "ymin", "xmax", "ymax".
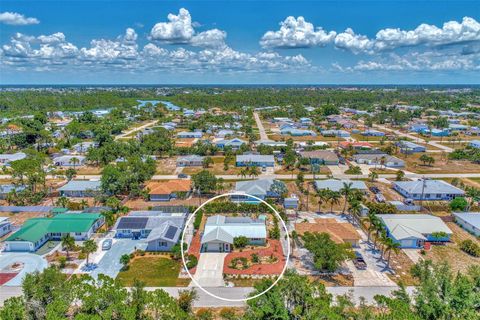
[
  {"xmin": 201, "ymin": 215, "xmax": 266, "ymax": 243},
  {"xmin": 314, "ymin": 179, "xmax": 367, "ymax": 192},
  {"xmin": 452, "ymin": 212, "xmax": 480, "ymax": 228},
  {"xmin": 236, "ymin": 154, "xmax": 274, "ymax": 163},
  {"xmin": 394, "ymin": 180, "xmax": 464, "ymax": 195},
  {"xmin": 378, "ymin": 214, "xmax": 452, "ymax": 240},
  {"xmin": 235, "ymin": 178, "xmax": 277, "ymax": 196}
]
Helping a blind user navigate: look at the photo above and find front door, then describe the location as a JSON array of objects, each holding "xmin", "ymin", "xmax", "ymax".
[{"xmin": 224, "ymin": 243, "xmax": 230, "ymax": 252}]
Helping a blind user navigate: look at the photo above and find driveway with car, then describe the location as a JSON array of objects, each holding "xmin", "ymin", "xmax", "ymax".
[
  {"xmin": 88, "ymin": 239, "xmax": 147, "ymax": 280},
  {"xmin": 0, "ymin": 253, "xmax": 48, "ymax": 286}
]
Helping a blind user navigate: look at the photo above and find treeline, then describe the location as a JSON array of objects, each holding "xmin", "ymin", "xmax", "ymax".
[{"xmin": 1, "ymin": 260, "xmax": 479, "ymax": 320}]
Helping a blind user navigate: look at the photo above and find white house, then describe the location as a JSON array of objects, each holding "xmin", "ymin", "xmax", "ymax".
[
  {"xmin": 452, "ymin": 212, "xmax": 480, "ymax": 237},
  {"xmin": 393, "ymin": 179, "xmax": 465, "ymax": 201},
  {"xmin": 0, "ymin": 152, "xmax": 27, "ymax": 166}
]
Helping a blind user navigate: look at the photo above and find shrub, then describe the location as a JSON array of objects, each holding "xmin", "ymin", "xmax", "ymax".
[
  {"xmin": 233, "ymin": 236, "xmax": 248, "ymax": 248},
  {"xmin": 193, "ymin": 211, "xmax": 203, "ymax": 230},
  {"xmin": 186, "ymin": 254, "xmax": 198, "ymax": 269},
  {"xmin": 58, "ymin": 256, "xmax": 67, "ymax": 268},
  {"xmin": 219, "ymin": 307, "xmax": 237, "ymax": 320},
  {"xmin": 460, "ymin": 239, "xmax": 480, "ymax": 257},
  {"xmin": 196, "ymin": 308, "xmax": 213, "ymax": 320},
  {"xmin": 251, "ymin": 253, "xmax": 260, "ymax": 263},
  {"xmin": 449, "ymin": 197, "xmax": 468, "ymax": 211}
]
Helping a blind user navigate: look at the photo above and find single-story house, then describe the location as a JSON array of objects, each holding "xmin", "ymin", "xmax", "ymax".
[
  {"xmin": 422, "ymin": 128, "xmax": 450, "ymax": 137},
  {"xmin": 392, "ymin": 179, "xmax": 465, "ymax": 201},
  {"xmin": 232, "ymin": 178, "xmax": 285, "ymax": 203},
  {"xmin": 201, "ymin": 215, "xmax": 267, "ymax": 252},
  {"xmin": 53, "ymin": 155, "xmax": 86, "ymax": 167},
  {"xmin": 0, "ymin": 184, "xmax": 26, "ymax": 199},
  {"xmin": 409, "ymin": 123, "xmax": 429, "ymax": 133},
  {"xmin": 72, "ymin": 142, "xmax": 98, "ymax": 153},
  {"xmin": 114, "ymin": 209, "xmax": 188, "ymax": 250},
  {"xmin": 255, "ymin": 139, "xmax": 287, "ymax": 147},
  {"xmin": 339, "ymin": 141, "xmax": 372, "ymax": 150},
  {"xmin": 468, "ymin": 140, "xmax": 480, "ymax": 149},
  {"xmin": 58, "ymin": 180, "xmax": 102, "ymax": 197},
  {"xmin": 281, "ymin": 128, "xmax": 317, "ymax": 136},
  {"xmin": 216, "ymin": 129, "xmax": 234, "ymax": 138},
  {"xmin": 177, "ymin": 131, "xmax": 203, "ymax": 139},
  {"xmin": 388, "ymin": 200, "xmax": 422, "ymax": 211},
  {"xmin": 298, "ymin": 150, "xmax": 339, "ymax": 165},
  {"xmin": 452, "ymin": 212, "xmax": 480, "ymax": 237},
  {"xmin": 215, "ymin": 138, "xmax": 246, "ymax": 149},
  {"xmin": 396, "ymin": 141, "xmax": 426, "ymax": 154},
  {"xmin": 0, "ymin": 152, "xmax": 27, "ymax": 166},
  {"xmin": 299, "ymin": 117, "xmax": 312, "ymax": 125},
  {"xmin": 321, "ymin": 130, "xmax": 350, "ymax": 137},
  {"xmin": 5, "ymin": 213, "xmax": 104, "ymax": 252},
  {"xmin": 377, "ymin": 214, "xmax": 452, "ymax": 248},
  {"xmin": 448, "ymin": 124, "xmax": 469, "ymax": 131},
  {"xmin": 314, "ymin": 179, "xmax": 368, "ymax": 193},
  {"xmin": 145, "ymin": 180, "xmax": 191, "ymax": 201},
  {"xmin": 176, "ymin": 155, "xmax": 204, "ymax": 167},
  {"xmin": 295, "ymin": 218, "xmax": 361, "ymax": 247},
  {"xmin": 353, "ymin": 154, "xmax": 405, "ymax": 168},
  {"xmin": 0, "ymin": 217, "xmax": 12, "ymax": 237},
  {"xmin": 362, "ymin": 129, "xmax": 385, "ymax": 136},
  {"xmin": 236, "ymin": 154, "xmax": 275, "ymax": 167}
]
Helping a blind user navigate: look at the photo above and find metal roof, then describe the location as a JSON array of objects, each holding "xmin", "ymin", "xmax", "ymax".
[
  {"xmin": 236, "ymin": 154, "xmax": 274, "ymax": 163},
  {"xmin": 201, "ymin": 215, "xmax": 267, "ymax": 244},
  {"xmin": 235, "ymin": 178, "xmax": 280, "ymax": 196},
  {"xmin": 58, "ymin": 180, "xmax": 101, "ymax": 192},
  {"xmin": 393, "ymin": 180, "xmax": 464, "ymax": 195},
  {"xmin": 314, "ymin": 179, "xmax": 367, "ymax": 192},
  {"xmin": 377, "ymin": 214, "xmax": 452, "ymax": 241},
  {"xmin": 453, "ymin": 212, "xmax": 480, "ymax": 228}
]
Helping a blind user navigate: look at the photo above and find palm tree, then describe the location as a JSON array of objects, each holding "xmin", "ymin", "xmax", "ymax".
[
  {"xmin": 69, "ymin": 157, "xmax": 80, "ymax": 170},
  {"xmin": 348, "ymin": 201, "xmax": 362, "ymax": 226},
  {"xmin": 366, "ymin": 213, "xmax": 381, "ymax": 245},
  {"xmin": 56, "ymin": 196, "xmax": 69, "ymax": 208},
  {"xmin": 238, "ymin": 168, "xmax": 249, "ymax": 179},
  {"xmin": 465, "ymin": 187, "xmax": 479, "ymax": 210},
  {"xmin": 61, "ymin": 234, "xmax": 75, "ymax": 260},
  {"xmin": 380, "ymin": 156, "xmax": 387, "ymax": 169},
  {"xmin": 369, "ymin": 171, "xmax": 378, "ymax": 182},
  {"xmin": 316, "ymin": 189, "xmax": 329, "ymax": 213},
  {"xmin": 340, "ymin": 182, "xmax": 353, "ymax": 214},
  {"xmin": 82, "ymin": 239, "xmax": 98, "ymax": 266},
  {"xmin": 80, "ymin": 199, "xmax": 88, "ymax": 210},
  {"xmin": 383, "ymin": 237, "xmax": 400, "ymax": 268},
  {"xmin": 249, "ymin": 166, "xmax": 260, "ymax": 178},
  {"xmin": 328, "ymin": 191, "xmax": 341, "ymax": 213}
]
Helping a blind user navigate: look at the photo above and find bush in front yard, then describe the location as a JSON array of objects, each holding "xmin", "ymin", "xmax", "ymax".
[
  {"xmin": 460, "ymin": 239, "xmax": 480, "ymax": 257},
  {"xmin": 186, "ymin": 254, "xmax": 198, "ymax": 269},
  {"xmin": 233, "ymin": 236, "xmax": 248, "ymax": 249}
]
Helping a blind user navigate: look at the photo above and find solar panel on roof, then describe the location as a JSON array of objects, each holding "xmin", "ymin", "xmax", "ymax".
[
  {"xmin": 164, "ymin": 225, "xmax": 178, "ymax": 240},
  {"xmin": 117, "ymin": 217, "xmax": 148, "ymax": 229}
]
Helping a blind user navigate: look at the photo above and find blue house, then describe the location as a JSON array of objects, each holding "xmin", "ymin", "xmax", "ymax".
[
  {"xmin": 396, "ymin": 141, "xmax": 426, "ymax": 154},
  {"xmin": 232, "ymin": 179, "xmax": 285, "ymax": 203},
  {"xmin": 177, "ymin": 131, "xmax": 203, "ymax": 138},
  {"xmin": 321, "ymin": 130, "xmax": 350, "ymax": 137},
  {"xmin": 421, "ymin": 128, "xmax": 450, "ymax": 137},
  {"xmin": 469, "ymin": 140, "xmax": 480, "ymax": 149},
  {"xmin": 236, "ymin": 154, "xmax": 275, "ymax": 167},
  {"xmin": 377, "ymin": 214, "xmax": 452, "ymax": 248},
  {"xmin": 215, "ymin": 138, "xmax": 246, "ymax": 149},
  {"xmin": 409, "ymin": 124, "xmax": 429, "ymax": 133},
  {"xmin": 362, "ymin": 129, "xmax": 385, "ymax": 136},
  {"xmin": 281, "ymin": 128, "xmax": 317, "ymax": 136}
]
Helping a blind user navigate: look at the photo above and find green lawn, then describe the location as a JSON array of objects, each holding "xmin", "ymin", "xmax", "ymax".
[{"xmin": 116, "ymin": 256, "xmax": 189, "ymax": 287}]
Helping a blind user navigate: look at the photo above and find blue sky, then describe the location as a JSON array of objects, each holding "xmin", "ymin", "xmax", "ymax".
[{"xmin": 0, "ymin": 0, "xmax": 479, "ymax": 84}]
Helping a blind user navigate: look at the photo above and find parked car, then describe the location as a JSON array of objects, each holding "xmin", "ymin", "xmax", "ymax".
[
  {"xmin": 262, "ymin": 166, "xmax": 267, "ymax": 172},
  {"xmin": 369, "ymin": 186, "xmax": 380, "ymax": 194},
  {"xmin": 353, "ymin": 251, "xmax": 367, "ymax": 270},
  {"xmin": 375, "ymin": 193, "xmax": 386, "ymax": 203},
  {"xmin": 178, "ymin": 173, "xmax": 188, "ymax": 179},
  {"xmin": 102, "ymin": 239, "xmax": 112, "ymax": 250}
]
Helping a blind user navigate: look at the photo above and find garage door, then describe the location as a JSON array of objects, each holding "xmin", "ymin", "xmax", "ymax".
[{"xmin": 7, "ymin": 242, "xmax": 31, "ymax": 252}]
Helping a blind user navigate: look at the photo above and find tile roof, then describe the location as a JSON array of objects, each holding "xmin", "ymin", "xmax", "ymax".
[
  {"xmin": 295, "ymin": 218, "xmax": 361, "ymax": 244},
  {"xmin": 145, "ymin": 180, "xmax": 191, "ymax": 195}
]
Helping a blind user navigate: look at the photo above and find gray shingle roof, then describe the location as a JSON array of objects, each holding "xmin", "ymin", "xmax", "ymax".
[{"xmin": 235, "ymin": 178, "xmax": 278, "ymax": 196}]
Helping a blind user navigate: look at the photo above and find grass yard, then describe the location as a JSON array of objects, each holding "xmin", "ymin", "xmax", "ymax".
[
  {"xmin": 116, "ymin": 256, "xmax": 190, "ymax": 287},
  {"xmin": 182, "ymin": 156, "xmax": 242, "ymax": 175}
]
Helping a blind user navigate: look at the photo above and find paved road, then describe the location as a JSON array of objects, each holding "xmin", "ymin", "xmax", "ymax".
[
  {"xmin": 253, "ymin": 112, "xmax": 268, "ymax": 140},
  {"xmin": 0, "ymin": 285, "xmax": 416, "ymax": 307},
  {"xmin": 0, "ymin": 253, "xmax": 47, "ymax": 286},
  {"xmin": 115, "ymin": 120, "xmax": 159, "ymax": 140}
]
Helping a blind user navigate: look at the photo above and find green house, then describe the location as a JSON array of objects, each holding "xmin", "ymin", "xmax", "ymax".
[{"xmin": 5, "ymin": 213, "xmax": 104, "ymax": 252}]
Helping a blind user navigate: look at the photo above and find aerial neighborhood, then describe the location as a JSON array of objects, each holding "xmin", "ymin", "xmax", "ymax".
[{"xmin": 0, "ymin": 86, "xmax": 479, "ymax": 317}]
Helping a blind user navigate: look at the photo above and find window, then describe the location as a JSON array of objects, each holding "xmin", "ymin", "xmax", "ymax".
[{"xmin": 158, "ymin": 241, "xmax": 168, "ymax": 247}]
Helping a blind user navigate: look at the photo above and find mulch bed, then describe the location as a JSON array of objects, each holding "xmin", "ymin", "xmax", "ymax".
[
  {"xmin": 0, "ymin": 273, "xmax": 18, "ymax": 285},
  {"xmin": 187, "ymin": 231, "xmax": 202, "ymax": 274},
  {"xmin": 223, "ymin": 239, "xmax": 286, "ymax": 275}
]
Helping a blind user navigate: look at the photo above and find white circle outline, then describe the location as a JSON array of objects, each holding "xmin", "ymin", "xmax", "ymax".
[{"xmin": 180, "ymin": 192, "xmax": 290, "ymax": 302}]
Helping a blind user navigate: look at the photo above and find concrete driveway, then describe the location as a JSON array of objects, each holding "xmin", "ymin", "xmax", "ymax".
[
  {"xmin": 87, "ymin": 239, "xmax": 146, "ymax": 280},
  {"xmin": 191, "ymin": 253, "xmax": 226, "ymax": 287},
  {"xmin": 0, "ymin": 253, "xmax": 48, "ymax": 286}
]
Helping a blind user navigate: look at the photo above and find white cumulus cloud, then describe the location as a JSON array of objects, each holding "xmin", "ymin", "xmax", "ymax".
[
  {"xmin": 260, "ymin": 16, "xmax": 336, "ymax": 48},
  {"xmin": 0, "ymin": 12, "xmax": 39, "ymax": 26},
  {"xmin": 149, "ymin": 8, "xmax": 195, "ymax": 43}
]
